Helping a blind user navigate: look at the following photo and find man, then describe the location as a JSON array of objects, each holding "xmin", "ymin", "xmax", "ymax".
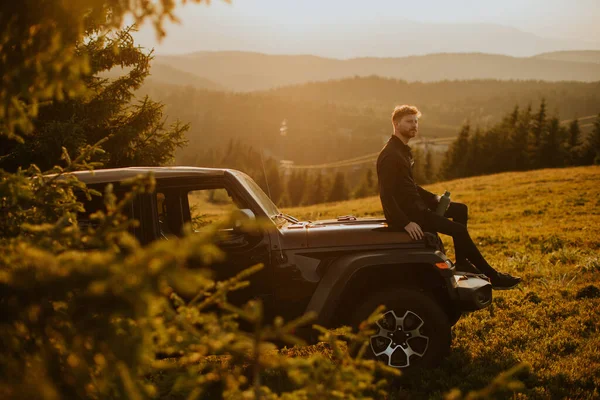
[{"xmin": 377, "ymin": 105, "xmax": 521, "ymax": 290}]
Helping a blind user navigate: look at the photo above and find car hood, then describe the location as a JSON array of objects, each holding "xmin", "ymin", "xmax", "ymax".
[{"xmin": 279, "ymin": 217, "xmax": 414, "ymax": 249}]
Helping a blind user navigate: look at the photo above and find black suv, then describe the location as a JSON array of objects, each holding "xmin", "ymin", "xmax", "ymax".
[{"xmin": 73, "ymin": 166, "xmax": 492, "ymax": 370}]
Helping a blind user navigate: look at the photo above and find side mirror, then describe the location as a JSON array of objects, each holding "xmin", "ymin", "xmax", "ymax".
[{"xmin": 232, "ymin": 208, "xmax": 256, "ymax": 233}]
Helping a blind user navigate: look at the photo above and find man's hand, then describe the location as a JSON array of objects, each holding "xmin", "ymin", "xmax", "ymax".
[{"xmin": 404, "ymin": 222, "xmax": 424, "ymax": 241}]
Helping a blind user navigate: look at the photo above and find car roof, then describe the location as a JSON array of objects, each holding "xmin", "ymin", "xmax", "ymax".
[{"xmin": 58, "ymin": 166, "xmax": 228, "ymax": 185}]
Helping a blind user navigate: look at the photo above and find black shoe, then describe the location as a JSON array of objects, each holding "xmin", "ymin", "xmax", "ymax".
[{"xmin": 490, "ymin": 272, "xmax": 522, "ymax": 290}]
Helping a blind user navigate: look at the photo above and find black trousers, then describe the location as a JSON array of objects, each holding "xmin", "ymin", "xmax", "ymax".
[{"xmin": 421, "ymin": 202, "xmax": 497, "ymax": 277}]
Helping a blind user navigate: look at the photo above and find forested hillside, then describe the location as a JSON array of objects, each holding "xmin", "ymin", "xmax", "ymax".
[
  {"xmin": 265, "ymin": 77, "xmax": 600, "ymax": 128},
  {"xmin": 135, "ymin": 77, "xmax": 600, "ymax": 168},
  {"xmin": 155, "ymin": 100, "xmax": 600, "ymax": 210}
]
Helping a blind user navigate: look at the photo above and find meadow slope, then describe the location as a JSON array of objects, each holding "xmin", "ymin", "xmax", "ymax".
[{"xmin": 283, "ymin": 166, "xmax": 600, "ymax": 399}]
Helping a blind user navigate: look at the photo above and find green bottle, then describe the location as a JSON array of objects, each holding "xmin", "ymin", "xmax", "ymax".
[{"xmin": 436, "ymin": 191, "xmax": 451, "ymax": 216}]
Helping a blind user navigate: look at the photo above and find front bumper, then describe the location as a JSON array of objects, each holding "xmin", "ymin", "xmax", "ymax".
[{"xmin": 453, "ymin": 272, "xmax": 493, "ymax": 311}]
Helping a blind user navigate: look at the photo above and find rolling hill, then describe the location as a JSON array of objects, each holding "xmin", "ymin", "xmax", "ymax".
[
  {"xmin": 148, "ymin": 63, "xmax": 225, "ymax": 90},
  {"xmin": 533, "ymin": 50, "xmax": 600, "ymax": 64},
  {"xmin": 281, "ymin": 165, "xmax": 600, "ymax": 398},
  {"xmin": 154, "ymin": 51, "xmax": 600, "ymax": 92}
]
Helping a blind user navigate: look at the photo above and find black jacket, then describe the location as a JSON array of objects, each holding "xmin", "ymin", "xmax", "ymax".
[{"xmin": 376, "ymin": 135, "xmax": 439, "ymax": 228}]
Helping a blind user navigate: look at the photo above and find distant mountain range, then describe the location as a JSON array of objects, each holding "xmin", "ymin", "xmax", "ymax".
[
  {"xmin": 147, "ymin": 63, "xmax": 225, "ymax": 91},
  {"xmin": 143, "ymin": 19, "xmax": 600, "ymax": 60},
  {"xmin": 149, "ymin": 50, "xmax": 600, "ymax": 92},
  {"xmin": 533, "ymin": 50, "xmax": 600, "ymax": 64}
]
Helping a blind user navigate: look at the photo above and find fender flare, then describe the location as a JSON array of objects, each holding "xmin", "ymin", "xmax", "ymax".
[{"xmin": 305, "ymin": 249, "xmax": 452, "ymax": 326}]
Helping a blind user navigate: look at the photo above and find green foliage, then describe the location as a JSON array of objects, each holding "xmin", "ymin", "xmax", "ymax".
[
  {"xmin": 328, "ymin": 172, "xmax": 349, "ymax": 203},
  {"xmin": 0, "ymin": 143, "xmax": 105, "ymax": 239},
  {"xmin": 510, "ymin": 105, "xmax": 532, "ymax": 171},
  {"xmin": 188, "ymin": 139, "xmax": 374, "ymax": 206},
  {"xmin": 0, "ymin": 154, "xmax": 198, "ymax": 398},
  {"xmin": 286, "ymin": 171, "xmax": 309, "ymax": 207},
  {"xmin": 566, "ymin": 118, "xmax": 583, "ymax": 166},
  {"xmin": 0, "ymin": 27, "xmax": 188, "ymax": 171},
  {"xmin": 582, "ymin": 114, "xmax": 600, "ymax": 165},
  {"xmin": 441, "ymin": 124, "xmax": 471, "ymax": 180},
  {"xmin": 539, "ymin": 113, "xmax": 567, "ymax": 169},
  {"xmin": 189, "ymin": 139, "xmax": 286, "ymax": 205},
  {"xmin": 529, "ymin": 99, "xmax": 548, "ymax": 169},
  {"xmin": 0, "ymin": 157, "xmax": 405, "ymax": 399},
  {"xmin": 440, "ymin": 102, "xmax": 600, "ymax": 180},
  {"xmin": 150, "ymin": 303, "xmax": 402, "ymax": 400},
  {"xmin": 424, "ymin": 149, "xmax": 434, "ymax": 183},
  {"xmin": 306, "ymin": 173, "xmax": 327, "ymax": 205},
  {"xmin": 0, "ymin": 0, "xmax": 216, "ymax": 140},
  {"xmin": 445, "ymin": 364, "xmax": 528, "ymax": 400},
  {"xmin": 464, "ymin": 128, "xmax": 483, "ymax": 177},
  {"xmin": 354, "ymin": 169, "xmax": 377, "ymax": 199}
]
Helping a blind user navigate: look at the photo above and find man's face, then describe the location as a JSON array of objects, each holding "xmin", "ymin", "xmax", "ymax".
[{"xmin": 395, "ymin": 114, "xmax": 419, "ymax": 139}]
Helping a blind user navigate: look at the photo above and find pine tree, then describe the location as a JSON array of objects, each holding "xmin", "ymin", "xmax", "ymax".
[
  {"xmin": 0, "ymin": 27, "xmax": 188, "ymax": 171},
  {"xmin": 480, "ymin": 128, "xmax": 504, "ymax": 174},
  {"xmin": 269, "ymin": 164, "xmax": 285, "ymax": 205},
  {"xmin": 465, "ymin": 128, "xmax": 483, "ymax": 176},
  {"xmin": 582, "ymin": 114, "xmax": 600, "ymax": 165},
  {"xmin": 510, "ymin": 105, "xmax": 531, "ymax": 171},
  {"xmin": 495, "ymin": 107, "xmax": 518, "ymax": 172},
  {"xmin": 441, "ymin": 123, "xmax": 470, "ymax": 180},
  {"xmin": 566, "ymin": 118, "xmax": 583, "ymax": 166},
  {"xmin": 508, "ymin": 105, "xmax": 520, "ymax": 128},
  {"xmin": 307, "ymin": 172, "xmax": 326, "ymax": 205},
  {"xmin": 328, "ymin": 171, "xmax": 349, "ymax": 202},
  {"xmin": 256, "ymin": 161, "xmax": 284, "ymax": 205},
  {"xmin": 539, "ymin": 117, "xmax": 565, "ymax": 168},
  {"xmin": 353, "ymin": 168, "xmax": 376, "ymax": 199},
  {"xmin": 287, "ymin": 170, "xmax": 308, "ymax": 206},
  {"xmin": 285, "ymin": 171, "xmax": 297, "ymax": 206},
  {"xmin": 528, "ymin": 99, "xmax": 547, "ymax": 169},
  {"xmin": 567, "ymin": 119, "xmax": 582, "ymax": 149},
  {"xmin": 424, "ymin": 149, "xmax": 434, "ymax": 183},
  {"xmin": 412, "ymin": 147, "xmax": 426, "ymax": 184}
]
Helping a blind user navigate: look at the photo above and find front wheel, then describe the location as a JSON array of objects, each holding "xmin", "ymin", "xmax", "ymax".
[{"xmin": 350, "ymin": 288, "xmax": 451, "ymax": 370}]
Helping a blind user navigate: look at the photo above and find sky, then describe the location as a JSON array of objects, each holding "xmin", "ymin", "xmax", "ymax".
[{"xmin": 132, "ymin": 0, "xmax": 600, "ymax": 57}]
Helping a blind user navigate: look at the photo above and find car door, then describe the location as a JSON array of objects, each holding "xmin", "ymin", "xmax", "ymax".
[
  {"xmin": 154, "ymin": 176, "xmax": 273, "ymax": 309},
  {"xmin": 77, "ymin": 184, "xmax": 156, "ymax": 246}
]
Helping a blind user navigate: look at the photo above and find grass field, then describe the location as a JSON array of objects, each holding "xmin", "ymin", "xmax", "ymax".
[{"xmin": 282, "ymin": 166, "xmax": 600, "ymax": 399}]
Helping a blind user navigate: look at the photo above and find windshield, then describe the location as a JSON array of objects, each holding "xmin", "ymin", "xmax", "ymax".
[{"xmin": 230, "ymin": 170, "xmax": 280, "ymax": 218}]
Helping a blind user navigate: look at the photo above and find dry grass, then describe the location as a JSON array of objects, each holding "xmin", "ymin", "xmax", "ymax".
[{"xmin": 282, "ymin": 166, "xmax": 600, "ymax": 399}]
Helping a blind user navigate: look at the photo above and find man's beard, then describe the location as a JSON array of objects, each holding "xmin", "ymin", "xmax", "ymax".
[{"xmin": 400, "ymin": 129, "xmax": 417, "ymax": 139}]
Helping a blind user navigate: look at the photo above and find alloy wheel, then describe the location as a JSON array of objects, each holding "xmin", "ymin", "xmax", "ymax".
[{"xmin": 369, "ymin": 309, "xmax": 430, "ymax": 368}]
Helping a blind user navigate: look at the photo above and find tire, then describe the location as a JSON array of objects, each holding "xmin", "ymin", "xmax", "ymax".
[{"xmin": 350, "ymin": 288, "xmax": 451, "ymax": 370}]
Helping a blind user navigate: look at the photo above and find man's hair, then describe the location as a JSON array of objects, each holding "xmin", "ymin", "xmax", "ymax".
[{"xmin": 391, "ymin": 105, "xmax": 422, "ymax": 125}]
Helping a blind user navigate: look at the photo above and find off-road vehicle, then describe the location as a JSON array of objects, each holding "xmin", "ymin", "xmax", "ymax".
[{"xmin": 72, "ymin": 166, "xmax": 492, "ymax": 370}]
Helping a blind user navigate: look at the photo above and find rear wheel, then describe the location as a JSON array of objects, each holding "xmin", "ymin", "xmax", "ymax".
[{"xmin": 350, "ymin": 288, "xmax": 451, "ymax": 370}]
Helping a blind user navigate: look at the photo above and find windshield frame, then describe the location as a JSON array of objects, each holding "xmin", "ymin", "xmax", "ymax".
[{"xmin": 228, "ymin": 170, "xmax": 281, "ymax": 219}]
